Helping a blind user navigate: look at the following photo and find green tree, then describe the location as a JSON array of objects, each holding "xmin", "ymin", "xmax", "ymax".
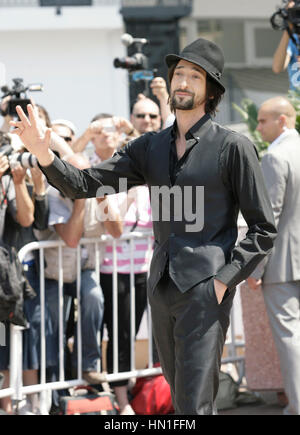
[{"xmin": 232, "ymin": 99, "xmax": 268, "ymax": 159}]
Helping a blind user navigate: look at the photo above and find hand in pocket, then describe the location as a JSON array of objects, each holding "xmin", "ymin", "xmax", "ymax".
[{"xmin": 213, "ymin": 279, "xmax": 227, "ymax": 304}]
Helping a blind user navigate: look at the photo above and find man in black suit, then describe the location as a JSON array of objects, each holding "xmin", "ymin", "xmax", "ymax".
[{"xmin": 10, "ymin": 38, "xmax": 277, "ymax": 415}]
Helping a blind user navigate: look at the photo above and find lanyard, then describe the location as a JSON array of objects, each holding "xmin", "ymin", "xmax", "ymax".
[{"xmin": 0, "ymin": 178, "xmax": 11, "ymax": 209}]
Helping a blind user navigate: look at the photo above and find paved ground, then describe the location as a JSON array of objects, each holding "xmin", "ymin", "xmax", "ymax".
[{"xmin": 219, "ymin": 391, "xmax": 284, "ymax": 415}]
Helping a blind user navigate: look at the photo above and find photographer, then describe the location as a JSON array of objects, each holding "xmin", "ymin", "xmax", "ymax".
[
  {"xmin": 35, "ymin": 152, "xmax": 122, "ymax": 408},
  {"xmin": 0, "ymin": 97, "xmax": 24, "ymax": 152},
  {"xmin": 129, "ymin": 77, "xmax": 175, "ymax": 134},
  {"xmin": 0, "ymin": 97, "xmax": 13, "ymax": 134},
  {"xmin": 71, "ymin": 113, "xmax": 138, "ymax": 155},
  {"xmin": 0, "ymin": 133, "xmax": 54, "ymax": 415},
  {"xmin": 273, "ymin": 1, "xmax": 300, "ymax": 90},
  {"xmin": 1, "ymin": 83, "xmax": 73, "ymax": 160}
]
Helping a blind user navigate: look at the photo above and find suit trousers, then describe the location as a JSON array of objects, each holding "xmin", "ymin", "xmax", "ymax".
[
  {"xmin": 262, "ymin": 281, "xmax": 300, "ymax": 415},
  {"xmin": 147, "ymin": 270, "xmax": 235, "ymax": 415}
]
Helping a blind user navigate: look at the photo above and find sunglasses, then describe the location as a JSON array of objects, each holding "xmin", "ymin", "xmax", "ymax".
[
  {"xmin": 60, "ymin": 136, "xmax": 73, "ymax": 143},
  {"xmin": 134, "ymin": 113, "xmax": 159, "ymax": 119}
]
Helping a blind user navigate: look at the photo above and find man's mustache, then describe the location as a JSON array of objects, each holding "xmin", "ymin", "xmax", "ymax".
[{"xmin": 173, "ymin": 89, "xmax": 195, "ymax": 97}]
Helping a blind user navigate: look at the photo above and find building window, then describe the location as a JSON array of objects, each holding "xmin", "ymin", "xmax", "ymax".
[
  {"xmin": 196, "ymin": 19, "xmax": 246, "ymax": 67},
  {"xmin": 197, "ymin": 19, "xmax": 222, "ymax": 43},
  {"xmin": 244, "ymin": 21, "xmax": 282, "ymax": 66}
]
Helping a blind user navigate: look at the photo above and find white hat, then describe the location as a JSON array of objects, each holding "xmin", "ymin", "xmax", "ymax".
[{"xmin": 52, "ymin": 119, "xmax": 77, "ymax": 135}]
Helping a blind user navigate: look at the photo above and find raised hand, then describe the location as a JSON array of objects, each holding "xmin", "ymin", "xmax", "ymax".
[
  {"xmin": 9, "ymin": 104, "xmax": 54, "ymax": 167},
  {"xmin": 11, "ymin": 163, "xmax": 27, "ymax": 186},
  {"xmin": 150, "ymin": 77, "xmax": 169, "ymax": 102},
  {"xmin": 112, "ymin": 116, "xmax": 136, "ymax": 136}
]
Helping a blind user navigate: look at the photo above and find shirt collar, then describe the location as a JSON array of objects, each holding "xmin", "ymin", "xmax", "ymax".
[
  {"xmin": 269, "ymin": 128, "xmax": 298, "ymax": 151},
  {"xmin": 171, "ymin": 113, "xmax": 211, "ymax": 141},
  {"xmin": 189, "ymin": 113, "xmax": 211, "ymax": 140}
]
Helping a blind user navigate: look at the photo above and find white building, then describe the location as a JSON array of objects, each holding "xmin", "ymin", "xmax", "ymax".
[
  {"xmin": 0, "ymin": 0, "xmax": 129, "ymax": 134},
  {"xmin": 0, "ymin": 0, "xmax": 290, "ymax": 132}
]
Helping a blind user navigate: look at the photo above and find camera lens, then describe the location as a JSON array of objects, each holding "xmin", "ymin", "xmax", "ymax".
[{"xmin": 19, "ymin": 152, "xmax": 38, "ymax": 169}]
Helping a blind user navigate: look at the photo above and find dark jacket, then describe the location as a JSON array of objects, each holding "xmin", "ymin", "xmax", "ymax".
[{"xmin": 41, "ymin": 118, "xmax": 277, "ymax": 293}]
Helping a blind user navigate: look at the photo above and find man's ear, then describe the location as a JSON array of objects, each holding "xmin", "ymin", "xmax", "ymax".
[{"xmin": 278, "ymin": 114, "xmax": 287, "ymax": 128}]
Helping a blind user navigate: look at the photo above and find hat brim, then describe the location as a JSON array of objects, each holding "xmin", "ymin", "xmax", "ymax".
[{"xmin": 165, "ymin": 53, "xmax": 225, "ymax": 94}]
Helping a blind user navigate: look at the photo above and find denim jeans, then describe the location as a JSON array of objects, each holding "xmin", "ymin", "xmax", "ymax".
[
  {"xmin": 23, "ymin": 263, "xmax": 56, "ymax": 370},
  {"xmin": 0, "ymin": 262, "xmax": 55, "ymax": 371},
  {"xmin": 45, "ymin": 269, "xmax": 104, "ymax": 372}
]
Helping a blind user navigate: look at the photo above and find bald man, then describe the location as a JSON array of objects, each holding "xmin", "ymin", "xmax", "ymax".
[
  {"xmin": 130, "ymin": 97, "xmax": 162, "ymax": 134},
  {"xmin": 247, "ymin": 96, "xmax": 300, "ymax": 415}
]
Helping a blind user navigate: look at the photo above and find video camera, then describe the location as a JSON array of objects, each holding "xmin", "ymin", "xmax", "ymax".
[
  {"xmin": 271, "ymin": 0, "xmax": 300, "ymax": 35},
  {"xmin": 113, "ymin": 33, "xmax": 157, "ymax": 84},
  {"xmin": 0, "ymin": 132, "xmax": 38, "ymax": 173},
  {"xmin": 1, "ymin": 78, "xmax": 43, "ymax": 118}
]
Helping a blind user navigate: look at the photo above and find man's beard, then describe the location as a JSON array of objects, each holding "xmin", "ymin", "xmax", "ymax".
[{"xmin": 170, "ymin": 90, "xmax": 204, "ymax": 112}]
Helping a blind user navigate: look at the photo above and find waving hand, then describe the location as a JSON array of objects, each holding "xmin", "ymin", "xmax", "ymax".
[{"xmin": 10, "ymin": 104, "xmax": 55, "ymax": 167}]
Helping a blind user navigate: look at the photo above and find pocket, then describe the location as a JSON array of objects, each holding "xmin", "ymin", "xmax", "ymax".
[{"xmin": 207, "ymin": 276, "xmax": 219, "ymax": 305}]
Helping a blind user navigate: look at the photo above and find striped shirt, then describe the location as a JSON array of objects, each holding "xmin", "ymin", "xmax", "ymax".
[{"xmin": 100, "ymin": 185, "xmax": 153, "ymax": 274}]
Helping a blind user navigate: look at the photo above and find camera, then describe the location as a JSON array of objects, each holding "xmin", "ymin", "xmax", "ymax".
[
  {"xmin": 9, "ymin": 152, "xmax": 38, "ymax": 170},
  {"xmin": 1, "ymin": 78, "xmax": 43, "ymax": 118},
  {"xmin": 0, "ymin": 134, "xmax": 38, "ymax": 174},
  {"xmin": 113, "ymin": 33, "xmax": 156, "ymax": 83},
  {"xmin": 271, "ymin": 0, "xmax": 300, "ymax": 35}
]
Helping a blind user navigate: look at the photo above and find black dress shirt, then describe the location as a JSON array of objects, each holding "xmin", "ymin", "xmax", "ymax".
[
  {"xmin": 169, "ymin": 114, "xmax": 211, "ymax": 186},
  {"xmin": 40, "ymin": 115, "xmax": 276, "ymax": 290}
]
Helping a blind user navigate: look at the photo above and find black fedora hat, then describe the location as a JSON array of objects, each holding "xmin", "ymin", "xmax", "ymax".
[{"xmin": 165, "ymin": 38, "xmax": 225, "ymax": 94}]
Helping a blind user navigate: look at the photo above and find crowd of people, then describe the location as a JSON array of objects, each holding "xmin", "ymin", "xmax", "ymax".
[
  {"xmin": 0, "ymin": 8, "xmax": 300, "ymax": 416},
  {"xmin": 0, "ymin": 76, "xmax": 174, "ymax": 415}
]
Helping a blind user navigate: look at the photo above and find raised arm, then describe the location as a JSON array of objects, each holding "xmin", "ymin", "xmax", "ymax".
[
  {"xmin": 272, "ymin": 30, "xmax": 292, "ymax": 74},
  {"xmin": 272, "ymin": 2, "xmax": 296, "ymax": 74},
  {"xmin": 11, "ymin": 165, "xmax": 34, "ymax": 227},
  {"xmin": 150, "ymin": 77, "xmax": 174, "ymax": 129},
  {"xmin": 10, "ymin": 104, "xmax": 148, "ymax": 200}
]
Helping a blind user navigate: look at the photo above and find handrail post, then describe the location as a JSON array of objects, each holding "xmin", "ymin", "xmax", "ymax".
[{"xmin": 10, "ymin": 324, "xmax": 24, "ymax": 411}]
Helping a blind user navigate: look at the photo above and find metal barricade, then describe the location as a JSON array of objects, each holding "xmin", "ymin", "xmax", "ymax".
[
  {"xmin": 0, "ymin": 231, "xmax": 245, "ymax": 413},
  {"xmin": 0, "ymin": 232, "xmax": 161, "ymax": 412}
]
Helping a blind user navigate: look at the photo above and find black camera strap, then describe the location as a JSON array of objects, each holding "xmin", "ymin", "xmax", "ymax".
[
  {"xmin": 286, "ymin": 26, "xmax": 300, "ymax": 53},
  {"xmin": 0, "ymin": 177, "xmax": 11, "ymax": 209}
]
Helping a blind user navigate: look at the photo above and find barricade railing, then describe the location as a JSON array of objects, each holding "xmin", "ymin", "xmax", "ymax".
[{"xmin": 0, "ymin": 231, "xmax": 245, "ymax": 413}]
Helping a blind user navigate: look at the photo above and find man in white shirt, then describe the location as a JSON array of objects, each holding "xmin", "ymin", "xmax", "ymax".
[{"xmin": 247, "ymin": 96, "xmax": 300, "ymax": 415}]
